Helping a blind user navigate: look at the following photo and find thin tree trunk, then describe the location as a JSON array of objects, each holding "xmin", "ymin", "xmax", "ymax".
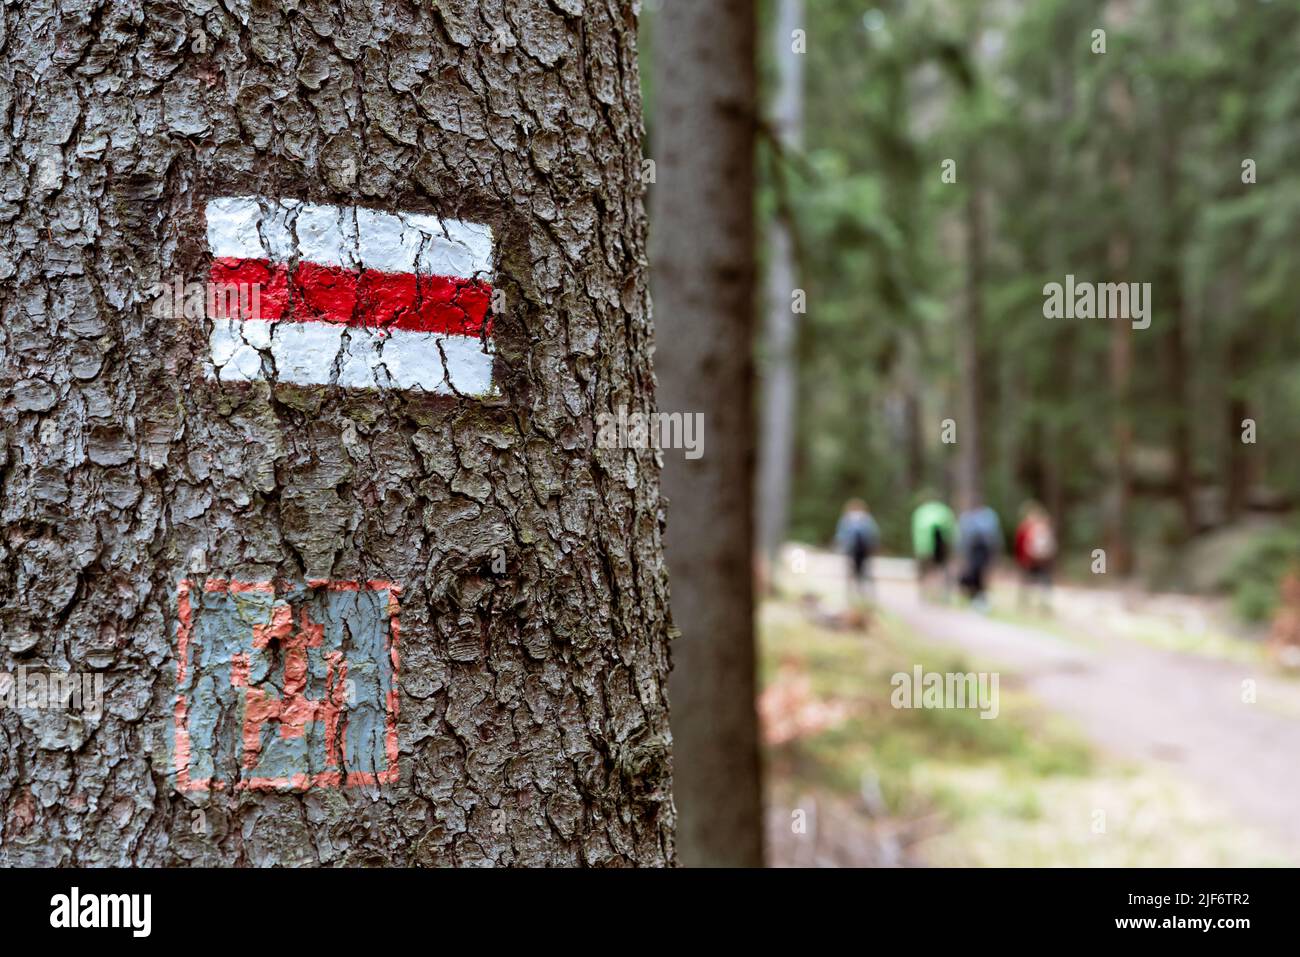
[
  {"xmin": 0, "ymin": 0, "xmax": 673, "ymax": 866},
  {"xmin": 1159, "ymin": 11, "xmax": 1196, "ymax": 537},
  {"xmin": 1162, "ymin": 235, "xmax": 1195, "ymax": 536},
  {"xmin": 998, "ymin": 342, "xmax": 1017, "ymax": 505},
  {"xmin": 957, "ymin": 157, "xmax": 986, "ymax": 507},
  {"xmin": 902, "ymin": 342, "xmax": 926, "ymax": 494},
  {"xmin": 756, "ymin": 0, "xmax": 804, "ymax": 571},
  {"xmin": 1105, "ymin": 3, "xmax": 1136, "ymax": 576},
  {"xmin": 650, "ymin": 0, "xmax": 763, "ymax": 867},
  {"xmin": 1107, "ymin": 231, "xmax": 1136, "ymax": 577},
  {"xmin": 1043, "ymin": 53, "xmax": 1077, "ymax": 546},
  {"xmin": 1225, "ymin": 336, "xmax": 1253, "ymax": 520},
  {"xmin": 1044, "ymin": 328, "xmax": 1076, "ymax": 546},
  {"xmin": 1223, "ymin": 89, "xmax": 1257, "ymax": 524}
]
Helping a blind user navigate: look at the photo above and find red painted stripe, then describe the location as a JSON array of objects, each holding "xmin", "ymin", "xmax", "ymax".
[
  {"xmin": 209, "ymin": 258, "xmax": 290, "ymax": 321},
  {"xmin": 209, "ymin": 257, "xmax": 492, "ymax": 337}
]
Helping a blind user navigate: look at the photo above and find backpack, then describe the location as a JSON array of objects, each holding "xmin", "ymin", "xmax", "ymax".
[
  {"xmin": 1026, "ymin": 520, "xmax": 1055, "ymax": 562},
  {"xmin": 932, "ymin": 527, "xmax": 948, "ymax": 564},
  {"xmin": 850, "ymin": 524, "xmax": 872, "ymax": 562}
]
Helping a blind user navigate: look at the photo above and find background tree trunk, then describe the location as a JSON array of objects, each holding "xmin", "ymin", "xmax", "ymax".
[
  {"xmin": 1107, "ymin": 229, "xmax": 1136, "ymax": 578},
  {"xmin": 1222, "ymin": 114, "xmax": 1257, "ymax": 524},
  {"xmin": 1225, "ymin": 335, "xmax": 1254, "ymax": 520},
  {"xmin": 956, "ymin": 157, "xmax": 986, "ymax": 508},
  {"xmin": 1158, "ymin": 8, "xmax": 1197, "ymax": 539},
  {"xmin": 756, "ymin": 0, "xmax": 804, "ymax": 573},
  {"xmin": 0, "ymin": 0, "xmax": 674, "ymax": 866},
  {"xmin": 1044, "ymin": 54, "xmax": 1078, "ymax": 547},
  {"xmin": 1105, "ymin": 3, "xmax": 1136, "ymax": 577},
  {"xmin": 650, "ymin": 0, "xmax": 763, "ymax": 867}
]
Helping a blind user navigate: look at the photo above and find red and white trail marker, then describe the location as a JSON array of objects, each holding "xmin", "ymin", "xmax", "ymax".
[{"xmin": 204, "ymin": 196, "xmax": 495, "ymax": 394}]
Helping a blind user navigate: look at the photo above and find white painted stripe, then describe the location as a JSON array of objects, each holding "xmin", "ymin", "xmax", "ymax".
[
  {"xmin": 206, "ymin": 197, "xmax": 267, "ymax": 260},
  {"xmin": 205, "ymin": 196, "xmax": 297, "ymax": 262},
  {"xmin": 207, "ymin": 319, "xmax": 494, "ymax": 395},
  {"xmin": 295, "ymin": 202, "xmax": 357, "ymax": 269},
  {"xmin": 205, "ymin": 197, "xmax": 494, "ymax": 278},
  {"xmin": 402, "ymin": 213, "xmax": 495, "ymax": 279}
]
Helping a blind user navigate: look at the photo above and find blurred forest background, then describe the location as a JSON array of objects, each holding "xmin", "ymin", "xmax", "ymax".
[
  {"xmin": 648, "ymin": 0, "xmax": 1300, "ymax": 613},
  {"xmin": 642, "ymin": 0, "xmax": 1300, "ymax": 868}
]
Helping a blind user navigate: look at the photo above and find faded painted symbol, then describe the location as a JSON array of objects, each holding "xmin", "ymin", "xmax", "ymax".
[{"xmin": 174, "ymin": 579, "xmax": 400, "ymax": 791}]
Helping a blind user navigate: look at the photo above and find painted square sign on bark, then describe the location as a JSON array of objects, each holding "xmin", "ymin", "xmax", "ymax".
[
  {"xmin": 204, "ymin": 196, "xmax": 495, "ymax": 393},
  {"xmin": 174, "ymin": 579, "xmax": 400, "ymax": 792}
]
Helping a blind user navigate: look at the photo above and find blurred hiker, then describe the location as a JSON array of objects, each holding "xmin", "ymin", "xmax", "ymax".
[
  {"xmin": 835, "ymin": 498, "xmax": 880, "ymax": 599},
  {"xmin": 911, "ymin": 496, "xmax": 957, "ymax": 601},
  {"xmin": 1013, "ymin": 501, "xmax": 1056, "ymax": 612},
  {"xmin": 958, "ymin": 498, "xmax": 1002, "ymax": 612}
]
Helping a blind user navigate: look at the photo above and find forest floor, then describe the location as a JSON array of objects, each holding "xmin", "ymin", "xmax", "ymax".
[{"xmin": 761, "ymin": 547, "xmax": 1300, "ymax": 867}]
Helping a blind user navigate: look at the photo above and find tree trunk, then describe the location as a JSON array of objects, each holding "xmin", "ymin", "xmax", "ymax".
[
  {"xmin": 1107, "ymin": 230, "xmax": 1136, "ymax": 578},
  {"xmin": 901, "ymin": 341, "xmax": 926, "ymax": 494},
  {"xmin": 1225, "ymin": 336, "xmax": 1253, "ymax": 521},
  {"xmin": 1222, "ymin": 105, "xmax": 1257, "ymax": 524},
  {"xmin": 0, "ymin": 0, "xmax": 674, "ymax": 866},
  {"xmin": 956, "ymin": 157, "xmax": 986, "ymax": 508},
  {"xmin": 1104, "ymin": 3, "xmax": 1136, "ymax": 577},
  {"xmin": 1160, "ymin": 222, "xmax": 1195, "ymax": 537},
  {"xmin": 1158, "ymin": 10, "xmax": 1196, "ymax": 538},
  {"xmin": 650, "ymin": 0, "xmax": 763, "ymax": 867},
  {"xmin": 1044, "ymin": 328, "xmax": 1076, "ymax": 547},
  {"xmin": 756, "ymin": 0, "xmax": 803, "ymax": 571},
  {"xmin": 1043, "ymin": 53, "xmax": 1077, "ymax": 546}
]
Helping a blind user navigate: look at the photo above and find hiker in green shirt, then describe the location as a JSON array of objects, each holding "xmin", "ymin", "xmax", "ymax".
[{"xmin": 912, "ymin": 497, "xmax": 957, "ymax": 601}]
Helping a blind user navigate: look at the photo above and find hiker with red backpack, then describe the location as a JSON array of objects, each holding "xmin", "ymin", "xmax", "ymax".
[{"xmin": 1014, "ymin": 501, "xmax": 1057, "ymax": 612}]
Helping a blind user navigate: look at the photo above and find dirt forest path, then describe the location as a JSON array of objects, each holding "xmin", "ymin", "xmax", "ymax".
[{"xmin": 795, "ymin": 549, "xmax": 1300, "ymax": 864}]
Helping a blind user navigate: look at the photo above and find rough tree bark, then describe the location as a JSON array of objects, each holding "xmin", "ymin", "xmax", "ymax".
[
  {"xmin": 650, "ymin": 0, "xmax": 763, "ymax": 867},
  {"xmin": 0, "ymin": 0, "xmax": 674, "ymax": 866}
]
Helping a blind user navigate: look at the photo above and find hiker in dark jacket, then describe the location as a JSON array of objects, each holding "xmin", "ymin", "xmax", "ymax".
[
  {"xmin": 835, "ymin": 498, "xmax": 881, "ymax": 599},
  {"xmin": 957, "ymin": 499, "xmax": 1003, "ymax": 612}
]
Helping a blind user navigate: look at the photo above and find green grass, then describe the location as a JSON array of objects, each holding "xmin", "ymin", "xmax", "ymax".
[
  {"xmin": 1223, "ymin": 525, "xmax": 1300, "ymax": 623},
  {"xmin": 1115, "ymin": 618, "xmax": 1267, "ymax": 665},
  {"xmin": 988, "ymin": 587, "xmax": 1273, "ymax": 668}
]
